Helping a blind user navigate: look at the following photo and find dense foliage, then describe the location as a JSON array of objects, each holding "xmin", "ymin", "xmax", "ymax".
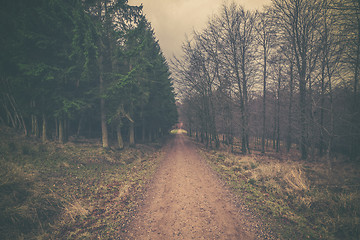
[{"xmin": 0, "ymin": 0, "xmax": 178, "ymax": 147}]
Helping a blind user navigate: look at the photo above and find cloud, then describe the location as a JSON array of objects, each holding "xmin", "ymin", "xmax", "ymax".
[{"xmin": 128, "ymin": 0, "xmax": 271, "ymax": 61}]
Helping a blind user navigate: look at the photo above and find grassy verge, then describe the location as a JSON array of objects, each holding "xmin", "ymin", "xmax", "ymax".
[
  {"xmin": 196, "ymin": 141, "xmax": 360, "ymax": 239},
  {"xmin": 0, "ymin": 127, "xmax": 163, "ymax": 239}
]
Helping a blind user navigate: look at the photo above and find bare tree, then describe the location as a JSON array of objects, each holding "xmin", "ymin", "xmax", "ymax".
[
  {"xmin": 217, "ymin": 2, "xmax": 257, "ymax": 154},
  {"xmin": 255, "ymin": 8, "xmax": 277, "ymax": 153},
  {"xmin": 174, "ymin": 0, "xmax": 359, "ymax": 161},
  {"xmin": 172, "ymin": 32, "xmax": 220, "ymax": 148},
  {"xmin": 317, "ymin": 0, "xmax": 343, "ymax": 159},
  {"xmin": 272, "ymin": 0, "xmax": 324, "ymax": 159},
  {"xmin": 334, "ymin": 0, "xmax": 360, "ymax": 160}
]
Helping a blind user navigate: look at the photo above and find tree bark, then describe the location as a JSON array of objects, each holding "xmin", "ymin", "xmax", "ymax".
[
  {"xmin": 117, "ymin": 123, "xmax": 124, "ymax": 149},
  {"xmin": 98, "ymin": 0, "xmax": 109, "ymax": 149},
  {"xmin": 59, "ymin": 119, "xmax": 64, "ymax": 143},
  {"xmin": 129, "ymin": 121, "xmax": 135, "ymax": 146},
  {"xmin": 142, "ymin": 118, "xmax": 146, "ymax": 143},
  {"xmin": 286, "ymin": 62, "xmax": 294, "ymax": 152},
  {"xmin": 276, "ymin": 67, "xmax": 281, "ymax": 152},
  {"xmin": 351, "ymin": 12, "xmax": 360, "ymax": 160},
  {"xmin": 42, "ymin": 114, "xmax": 47, "ymax": 142},
  {"xmin": 261, "ymin": 46, "xmax": 267, "ymax": 154},
  {"xmin": 100, "ymin": 93, "xmax": 109, "ymax": 147},
  {"xmin": 299, "ymin": 71, "xmax": 307, "ymax": 159}
]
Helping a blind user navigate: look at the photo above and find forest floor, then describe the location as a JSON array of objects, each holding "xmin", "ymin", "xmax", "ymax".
[
  {"xmin": 0, "ymin": 126, "xmax": 164, "ymax": 239},
  {"xmin": 123, "ymin": 133, "xmax": 273, "ymax": 239},
  {"xmin": 1, "ymin": 126, "xmax": 359, "ymax": 239}
]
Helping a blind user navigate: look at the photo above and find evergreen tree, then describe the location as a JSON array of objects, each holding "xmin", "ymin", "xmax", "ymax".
[{"xmin": 0, "ymin": 0, "xmax": 178, "ymax": 148}]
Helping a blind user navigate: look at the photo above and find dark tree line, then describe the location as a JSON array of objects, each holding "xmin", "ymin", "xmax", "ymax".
[
  {"xmin": 0, "ymin": 0, "xmax": 178, "ymax": 148},
  {"xmin": 174, "ymin": 0, "xmax": 360, "ymax": 162}
]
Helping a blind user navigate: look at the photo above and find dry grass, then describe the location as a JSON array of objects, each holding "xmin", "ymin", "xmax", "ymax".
[
  {"xmin": 249, "ymin": 161, "xmax": 309, "ymax": 193},
  {"xmin": 63, "ymin": 199, "xmax": 92, "ymax": 222},
  {"xmin": 0, "ymin": 157, "xmax": 61, "ymax": 239},
  {"xmin": 0, "ymin": 126, "xmax": 164, "ymax": 239},
  {"xmin": 201, "ymin": 145, "xmax": 360, "ymax": 240}
]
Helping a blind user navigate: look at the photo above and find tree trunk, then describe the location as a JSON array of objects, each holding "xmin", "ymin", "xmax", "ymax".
[
  {"xmin": 319, "ymin": 66, "xmax": 326, "ymax": 157},
  {"xmin": 350, "ymin": 15, "xmax": 360, "ymax": 160},
  {"xmin": 32, "ymin": 115, "xmax": 39, "ymax": 137},
  {"xmin": 55, "ymin": 118, "xmax": 58, "ymax": 140},
  {"xmin": 31, "ymin": 100, "xmax": 39, "ymax": 137},
  {"xmin": 273, "ymin": 112, "xmax": 276, "ymax": 150},
  {"xmin": 59, "ymin": 119, "xmax": 64, "ymax": 143},
  {"xmin": 64, "ymin": 119, "xmax": 69, "ymax": 142},
  {"xmin": 7, "ymin": 94, "xmax": 27, "ymax": 135},
  {"xmin": 3, "ymin": 101, "xmax": 16, "ymax": 128},
  {"xmin": 129, "ymin": 121, "xmax": 135, "ymax": 146},
  {"xmin": 142, "ymin": 118, "xmax": 146, "ymax": 143},
  {"xmin": 287, "ymin": 62, "xmax": 294, "ymax": 152},
  {"xmin": 327, "ymin": 73, "xmax": 334, "ymax": 172},
  {"xmin": 117, "ymin": 123, "xmax": 124, "ymax": 149},
  {"xmin": 148, "ymin": 129, "xmax": 152, "ymax": 142},
  {"xmin": 42, "ymin": 114, "xmax": 47, "ymax": 142},
  {"xmin": 276, "ymin": 68, "xmax": 281, "ymax": 152},
  {"xmin": 77, "ymin": 115, "xmax": 84, "ymax": 137},
  {"xmin": 261, "ymin": 48, "xmax": 267, "ymax": 154},
  {"xmin": 209, "ymin": 92, "xmax": 219, "ymax": 149},
  {"xmin": 299, "ymin": 70, "xmax": 307, "ymax": 159},
  {"xmin": 100, "ymin": 75, "xmax": 109, "ymax": 148},
  {"xmin": 308, "ymin": 74, "xmax": 316, "ymax": 160},
  {"xmin": 242, "ymin": 64, "xmax": 250, "ymax": 154},
  {"xmin": 98, "ymin": 0, "xmax": 109, "ymax": 149}
]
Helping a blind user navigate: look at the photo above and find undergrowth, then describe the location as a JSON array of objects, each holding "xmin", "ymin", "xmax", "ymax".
[
  {"xmin": 199, "ymin": 143, "xmax": 360, "ymax": 240},
  {"xmin": 0, "ymin": 127, "xmax": 163, "ymax": 239}
]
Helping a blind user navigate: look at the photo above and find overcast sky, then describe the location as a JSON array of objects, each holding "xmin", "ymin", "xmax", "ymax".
[{"xmin": 128, "ymin": 0, "xmax": 271, "ymax": 61}]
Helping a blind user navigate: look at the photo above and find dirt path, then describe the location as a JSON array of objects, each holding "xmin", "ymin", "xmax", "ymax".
[{"xmin": 125, "ymin": 134, "xmax": 256, "ymax": 239}]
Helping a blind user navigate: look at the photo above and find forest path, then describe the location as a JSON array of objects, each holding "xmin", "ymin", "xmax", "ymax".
[{"xmin": 124, "ymin": 134, "xmax": 255, "ymax": 240}]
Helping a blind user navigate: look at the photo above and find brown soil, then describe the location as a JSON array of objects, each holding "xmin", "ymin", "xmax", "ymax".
[{"xmin": 124, "ymin": 134, "xmax": 262, "ymax": 240}]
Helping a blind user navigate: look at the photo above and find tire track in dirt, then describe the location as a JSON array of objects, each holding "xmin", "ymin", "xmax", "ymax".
[{"xmin": 125, "ymin": 134, "xmax": 255, "ymax": 239}]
